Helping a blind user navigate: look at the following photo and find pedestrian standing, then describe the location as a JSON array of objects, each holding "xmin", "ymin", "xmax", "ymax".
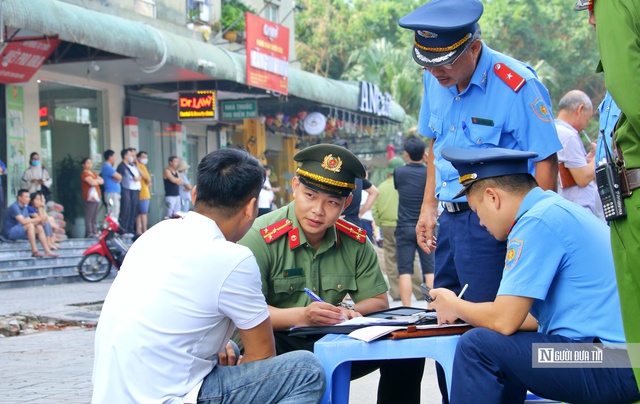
[
  {"xmin": 100, "ymin": 150, "xmax": 122, "ymax": 218},
  {"xmin": 81, "ymin": 158, "xmax": 104, "ymax": 238},
  {"xmin": 394, "ymin": 135, "xmax": 435, "ymax": 306},
  {"xmin": 136, "ymin": 151, "xmax": 152, "ymax": 235}
]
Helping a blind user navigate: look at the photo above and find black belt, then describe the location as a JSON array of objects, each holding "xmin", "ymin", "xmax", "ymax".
[{"xmin": 442, "ymin": 202, "xmax": 470, "ymax": 213}]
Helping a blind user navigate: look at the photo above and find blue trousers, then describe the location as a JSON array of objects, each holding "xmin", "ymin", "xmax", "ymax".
[
  {"xmin": 198, "ymin": 350, "xmax": 325, "ymax": 403},
  {"xmin": 452, "ymin": 328, "xmax": 640, "ymax": 404},
  {"xmin": 435, "ymin": 210, "xmax": 506, "ymax": 303}
]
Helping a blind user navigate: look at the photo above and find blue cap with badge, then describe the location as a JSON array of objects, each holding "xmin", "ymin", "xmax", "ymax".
[
  {"xmin": 441, "ymin": 147, "xmax": 538, "ymax": 199},
  {"xmin": 398, "ymin": 0, "xmax": 484, "ymax": 68}
]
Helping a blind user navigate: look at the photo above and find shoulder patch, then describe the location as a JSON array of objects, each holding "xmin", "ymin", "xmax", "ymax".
[
  {"xmin": 261, "ymin": 218, "xmax": 293, "ymax": 244},
  {"xmin": 505, "ymin": 239, "xmax": 524, "ymax": 270},
  {"xmin": 530, "ymin": 96, "xmax": 553, "ymax": 122},
  {"xmin": 335, "ymin": 218, "xmax": 367, "ymax": 243},
  {"xmin": 493, "ymin": 63, "xmax": 526, "ymax": 92}
]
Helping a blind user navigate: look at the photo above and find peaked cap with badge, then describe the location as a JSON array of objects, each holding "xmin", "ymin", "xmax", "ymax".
[
  {"xmin": 294, "ymin": 143, "xmax": 366, "ymax": 197},
  {"xmin": 573, "ymin": 0, "xmax": 593, "ymax": 11},
  {"xmin": 398, "ymin": 0, "xmax": 483, "ymax": 68},
  {"xmin": 441, "ymin": 147, "xmax": 538, "ymax": 199}
]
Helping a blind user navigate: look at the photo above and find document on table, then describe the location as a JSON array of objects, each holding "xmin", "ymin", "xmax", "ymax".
[{"xmin": 347, "ymin": 322, "xmax": 470, "ymax": 342}]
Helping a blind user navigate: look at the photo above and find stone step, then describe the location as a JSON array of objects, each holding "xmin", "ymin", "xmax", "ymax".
[{"xmin": 0, "ymin": 237, "xmax": 130, "ymax": 289}]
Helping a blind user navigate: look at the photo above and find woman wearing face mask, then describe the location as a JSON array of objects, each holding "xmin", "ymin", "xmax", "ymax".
[
  {"xmin": 21, "ymin": 152, "xmax": 53, "ymax": 197},
  {"xmin": 136, "ymin": 151, "xmax": 152, "ymax": 235}
]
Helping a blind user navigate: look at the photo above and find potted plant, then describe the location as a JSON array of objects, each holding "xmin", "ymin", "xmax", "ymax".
[
  {"xmin": 187, "ymin": 7, "xmax": 200, "ymax": 29},
  {"xmin": 220, "ymin": 0, "xmax": 253, "ymax": 41}
]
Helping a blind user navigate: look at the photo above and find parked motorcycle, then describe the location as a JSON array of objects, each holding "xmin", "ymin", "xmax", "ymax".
[{"xmin": 77, "ymin": 213, "xmax": 129, "ymax": 282}]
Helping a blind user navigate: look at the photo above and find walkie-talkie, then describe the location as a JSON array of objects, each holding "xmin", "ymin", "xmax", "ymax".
[{"xmin": 596, "ymin": 131, "xmax": 626, "ymax": 221}]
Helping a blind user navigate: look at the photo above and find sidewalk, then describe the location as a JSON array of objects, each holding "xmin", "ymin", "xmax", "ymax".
[{"xmin": 0, "ymin": 280, "xmax": 442, "ymax": 403}]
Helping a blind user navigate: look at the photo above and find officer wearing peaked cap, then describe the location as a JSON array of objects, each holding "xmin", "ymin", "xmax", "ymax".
[
  {"xmin": 238, "ymin": 143, "xmax": 426, "ymax": 403},
  {"xmin": 428, "ymin": 146, "xmax": 640, "ymax": 403},
  {"xmin": 399, "ymin": 3, "xmax": 562, "ymax": 399},
  {"xmin": 398, "ymin": 0, "xmax": 562, "ymax": 302}
]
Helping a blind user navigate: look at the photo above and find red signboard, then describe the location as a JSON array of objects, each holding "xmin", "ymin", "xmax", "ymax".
[
  {"xmin": 245, "ymin": 12, "xmax": 290, "ymax": 95},
  {"xmin": 0, "ymin": 38, "xmax": 61, "ymax": 84},
  {"xmin": 178, "ymin": 90, "xmax": 216, "ymax": 120}
]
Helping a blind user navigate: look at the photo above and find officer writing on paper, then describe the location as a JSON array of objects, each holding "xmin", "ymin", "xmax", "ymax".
[
  {"xmin": 239, "ymin": 143, "xmax": 425, "ymax": 403},
  {"xmin": 428, "ymin": 147, "xmax": 640, "ymax": 403}
]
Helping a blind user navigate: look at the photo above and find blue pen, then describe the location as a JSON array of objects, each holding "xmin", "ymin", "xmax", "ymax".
[
  {"xmin": 304, "ymin": 287, "xmax": 324, "ymax": 303},
  {"xmin": 304, "ymin": 288, "xmax": 347, "ymax": 322}
]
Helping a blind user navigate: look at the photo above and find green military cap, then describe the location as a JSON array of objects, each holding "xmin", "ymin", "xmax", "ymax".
[
  {"xmin": 294, "ymin": 143, "xmax": 366, "ymax": 197},
  {"xmin": 387, "ymin": 157, "xmax": 405, "ymax": 174}
]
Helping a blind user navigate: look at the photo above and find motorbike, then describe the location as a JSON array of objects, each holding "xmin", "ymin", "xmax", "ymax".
[{"xmin": 77, "ymin": 213, "xmax": 129, "ymax": 282}]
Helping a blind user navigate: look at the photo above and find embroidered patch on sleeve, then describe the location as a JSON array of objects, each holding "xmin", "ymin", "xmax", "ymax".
[
  {"xmin": 530, "ymin": 97, "xmax": 552, "ymax": 122},
  {"xmin": 505, "ymin": 239, "xmax": 524, "ymax": 270}
]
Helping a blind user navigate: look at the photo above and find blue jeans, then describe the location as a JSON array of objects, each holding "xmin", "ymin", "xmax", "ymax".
[{"xmin": 198, "ymin": 350, "xmax": 326, "ymax": 404}]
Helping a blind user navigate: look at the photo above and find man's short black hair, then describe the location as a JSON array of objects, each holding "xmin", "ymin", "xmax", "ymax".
[
  {"xmin": 137, "ymin": 151, "xmax": 148, "ymax": 158},
  {"xmin": 403, "ymin": 135, "xmax": 426, "ymax": 161},
  {"xmin": 17, "ymin": 188, "xmax": 29, "ymax": 198},
  {"xmin": 168, "ymin": 155, "xmax": 178, "ymax": 164},
  {"xmin": 195, "ymin": 149, "xmax": 265, "ymax": 216},
  {"xmin": 120, "ymin": 149, "xmax": 128, "ymax": 159},
  {"xmin": 467, "ymin": 174, "xmax": 538, "ymax": 198},
  {"xmin": 104, "ymin": 150, "xmax": 115, "ymax": 160}
]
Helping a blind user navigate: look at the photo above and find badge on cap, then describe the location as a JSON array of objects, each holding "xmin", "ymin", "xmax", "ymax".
[
  {"xmin": 417, "ymin": 30, "xmax": 438, "ymax": 38},
  {"xmin": 321, "ymin": 154, "xmax": 342, "ymax": 173}
]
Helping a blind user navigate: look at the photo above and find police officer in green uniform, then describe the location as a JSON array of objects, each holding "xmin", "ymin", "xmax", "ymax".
[{"xmin": 239, "ymin": 144, "xmax": 425, "ymax": 403}]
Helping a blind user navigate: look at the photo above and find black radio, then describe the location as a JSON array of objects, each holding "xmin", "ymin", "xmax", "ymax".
[{"xmin": 596, "ymin": 132, "xmax": 627, "ymax": 221}]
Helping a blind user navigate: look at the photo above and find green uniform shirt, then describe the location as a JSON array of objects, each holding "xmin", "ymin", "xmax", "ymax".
[
  {"xmin": 238, "ymin": 203, "xmax": 388, "ymax": 309},
  {"xmin": 595, "ymin": 0, "xmax": 640, "ymax": 168},
  {"xmin": 371, "ymin": 177, "xmax": 399, "ymax": 227}
]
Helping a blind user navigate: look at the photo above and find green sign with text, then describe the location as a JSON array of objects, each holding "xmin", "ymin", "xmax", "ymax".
[{"xmin": 221, "ymin": 100, "xmax": 258, "ymax": 120}]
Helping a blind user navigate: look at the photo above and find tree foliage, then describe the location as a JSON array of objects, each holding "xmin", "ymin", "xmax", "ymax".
[{"xmin": 295, "ymin": 0, "xmax": 604, "ymax": 126}]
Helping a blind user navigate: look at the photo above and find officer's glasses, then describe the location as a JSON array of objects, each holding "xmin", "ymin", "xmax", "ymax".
[{"xmin": 426, "ymin": 47, "xmax": 469, "ymax": 71}]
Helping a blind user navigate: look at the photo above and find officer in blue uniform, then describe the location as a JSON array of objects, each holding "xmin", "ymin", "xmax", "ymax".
[
  {"xmin": 398, "ymin": 0, "xmax": 562, "ymax": 304},
  {"xmin": 429, "ymin": 147, "xmax": 640, "ymax": 403}
]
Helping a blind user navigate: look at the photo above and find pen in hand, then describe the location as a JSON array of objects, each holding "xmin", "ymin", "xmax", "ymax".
[
  {"xmin": 304, "ymin": 288, "xmax": 347, "ymax": 322},
  {"xmin": 458, "ymin": 284, "xmax": 468, "ymax": 299}
]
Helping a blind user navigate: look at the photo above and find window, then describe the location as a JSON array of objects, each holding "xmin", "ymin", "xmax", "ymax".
[
  {"xmin": 186, "ymin": 0, "xmax": 211, "ymax": 23},
  {"xmin": 264, "ymin": 3, "xmax": 279, "ymax": 23},
  {"xmin": 134, "ymin": 0, "xmax": 156, "ymax": 18}
]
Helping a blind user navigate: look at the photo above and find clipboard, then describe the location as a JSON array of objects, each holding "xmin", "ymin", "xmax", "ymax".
[{"xmin": 288, "ymin": 306, "xmax": 435, "ymax": 337}]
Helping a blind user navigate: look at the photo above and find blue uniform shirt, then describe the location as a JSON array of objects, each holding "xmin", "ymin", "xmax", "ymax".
[
  {"xmin": 497, "ymin": 187, "xmax": 625, "ymax": 345},
  {"xmin": 101, "ymin": 163, "xmax": 121, "ymax": 194},
  {"xmin": 418, "ymin": 42, "xmax": 562, "ymax": 202},
  {"xmin": 595, "ymin": 91, "xmax": 621, "ymax": 165}
]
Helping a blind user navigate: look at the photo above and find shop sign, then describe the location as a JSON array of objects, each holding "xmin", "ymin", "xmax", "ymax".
[
  {"xmin": 39, "ymin": 106, "xmax": 50, "ymax": 127},
  {"xmin": 178, "ymin": 90, "xmax": 216, "ymax": 120},
  {"xmin": 0, "ymin": 38, "xmax": 61, "ymax": 84},
  {"xmin": 220, "ymin": 100, "xmax": 258, "ymax": 120},
  {"xmin": 358, "ymin": 81, "xmax": 392, "ymax": 118},
  {"xmin": 245, "ymin": 12, "xmax": 290, "ymax": 95}
]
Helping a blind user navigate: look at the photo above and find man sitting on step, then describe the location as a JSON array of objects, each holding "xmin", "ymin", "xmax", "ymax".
[{"xmin": 2, "ymin": 189, "xmax": 58, "ymax": 258}]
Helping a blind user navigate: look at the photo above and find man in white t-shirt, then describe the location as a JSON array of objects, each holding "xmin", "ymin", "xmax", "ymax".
[{"xmin": 92, "ymin": 149, "xmax": 325, "ymax": 404}]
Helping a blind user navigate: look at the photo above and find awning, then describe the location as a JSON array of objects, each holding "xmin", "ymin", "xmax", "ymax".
[{"xmin": 1, "ymin": 0, "xmax": 406, "ymax": 122}]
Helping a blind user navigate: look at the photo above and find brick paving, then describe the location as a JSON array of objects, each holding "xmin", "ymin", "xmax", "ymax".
[{"xmin": 0, "ymin": 280, "xmax": 442, "ymax": 403}]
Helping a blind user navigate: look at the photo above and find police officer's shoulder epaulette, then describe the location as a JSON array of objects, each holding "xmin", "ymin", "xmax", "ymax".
[
  {"xmin": 493, "ymin": 62, "xmax": 526, "ymax": 93},
  {"xmin": 261, "ymin": 218, "xmax": 293, "ymax": 244},
  {"xmin": 335, "ymin": 218, "xmax": 367, "ymax": 243}
]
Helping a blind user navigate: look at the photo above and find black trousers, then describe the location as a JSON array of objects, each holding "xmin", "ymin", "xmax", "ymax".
[
  {"xmin": 274, "ymin": 331, "xmax": 425, "ymax": 404},
  {"xmin": 119, "ymin": 188, "xmax": 139, "ymax": 234}
]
